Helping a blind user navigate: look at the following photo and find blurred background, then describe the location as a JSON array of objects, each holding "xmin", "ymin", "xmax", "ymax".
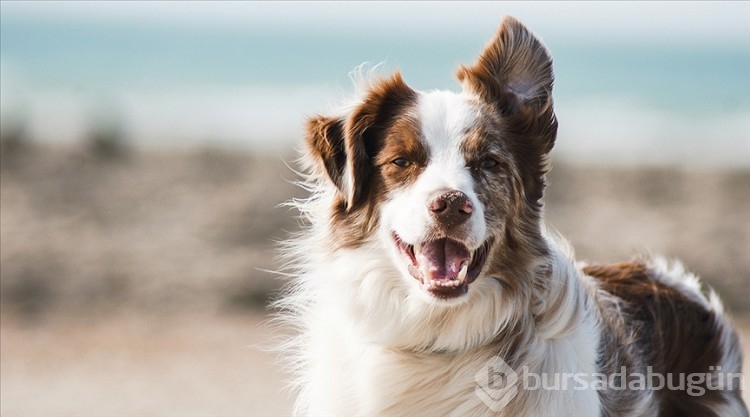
[{"xmin": 1, "ymin": 1, "xmax": 748, "ymax": 416}]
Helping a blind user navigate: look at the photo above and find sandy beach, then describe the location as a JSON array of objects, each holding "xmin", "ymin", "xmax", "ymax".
[{"xmin": 1, "ymin": 143, "xmax": 749, "ymax": 415}]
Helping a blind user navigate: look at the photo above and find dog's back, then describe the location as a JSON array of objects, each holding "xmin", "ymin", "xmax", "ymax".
[{"xmin": 586, "ymin": 260, "xmax": 747, "ymax": 416}]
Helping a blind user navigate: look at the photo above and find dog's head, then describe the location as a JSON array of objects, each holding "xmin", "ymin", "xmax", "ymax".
[{"xmin": 304, "ymin": 16, "xmax": 556, "ymax": 305}]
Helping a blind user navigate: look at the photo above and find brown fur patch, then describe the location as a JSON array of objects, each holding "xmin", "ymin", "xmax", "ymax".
[
  {"xmin": 585, "ymin": 262, "xmax": 743, "ymax": 416},
  {"xmin": 304, "ymin": 72, "xmax": 419, "ymax": 249},
  {"xmin": 341, "ymin": 72, "xmax": 418, "ymax": 210},
  {"xmin": 374, "ymin": 115, "xmax": 427, "ymax": 189}
]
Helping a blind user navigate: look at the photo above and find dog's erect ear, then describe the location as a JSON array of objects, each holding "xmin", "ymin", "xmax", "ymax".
[
  {"xmin": 457, "ymin": 16, "xmax": 557, "ymax": 205},
  {"xmin": 305, "ymin": 72, "xmax": 416, "ymax": 210},
  {"xmin": 457, "ymin": 16, "xmax": 555, "ymax": 138}
]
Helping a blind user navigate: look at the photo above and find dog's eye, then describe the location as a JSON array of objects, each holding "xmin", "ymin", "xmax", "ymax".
[
  {"xmin": 392, "ymin": 158, "xmax": 411, "ymax": 168},
  {"xmin": 480, "ymin": 158, "xmax": 500, "ymax": 170}
]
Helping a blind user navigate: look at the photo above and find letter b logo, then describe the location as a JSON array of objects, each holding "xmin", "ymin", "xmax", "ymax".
[{"xmin": 475, "ymin": 356, "xmax": 519, "ymax": 412}]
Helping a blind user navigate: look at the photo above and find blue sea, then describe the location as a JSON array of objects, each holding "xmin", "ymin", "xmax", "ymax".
[{"xmin": 1, "ymin": 5, "xmax": 748, "ymax": 166}]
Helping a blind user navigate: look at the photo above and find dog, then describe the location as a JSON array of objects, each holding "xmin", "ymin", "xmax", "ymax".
[{"xmin": 277, "ymin": 16, "xmax": 748, "ymax": 416}]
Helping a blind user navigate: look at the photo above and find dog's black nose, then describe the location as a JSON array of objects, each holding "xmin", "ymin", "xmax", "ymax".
[{"xmin": 428, "ymin": 190, "xmax": 473, "ymax": 227}]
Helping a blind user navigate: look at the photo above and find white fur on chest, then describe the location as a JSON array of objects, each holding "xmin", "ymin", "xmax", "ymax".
[
  {"xmin": 305, "ymin": 312, "xmax": 491, "ymax": 417},
  {"xmin": 304, "ymin": 309, "xmax": 602, "ymax": 417},
  {"xmin": 299, "ymin": 247, "xmax": 603, "ymax": 417}
]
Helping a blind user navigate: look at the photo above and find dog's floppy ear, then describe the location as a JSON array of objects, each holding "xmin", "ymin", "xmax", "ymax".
[
  {"xmin": 305, "ymin": 72, "xmax": 416, "ymax": 210},
  {"xmin": 456, "ymin": 16, "xmax": 556, "ymax": 147},
  {"xmin": 305, "ymin": 115, "xmax": 350, "ymax": 195}
]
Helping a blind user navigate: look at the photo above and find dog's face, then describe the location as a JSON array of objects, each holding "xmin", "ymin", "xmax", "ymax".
[{"xmin": 304, "ymin": 17, "xmax": 557, "ymax": 304}]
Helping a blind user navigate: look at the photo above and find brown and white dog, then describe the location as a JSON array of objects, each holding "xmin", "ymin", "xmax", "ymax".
[{"xmin": 278, "ymin": 16, "xmax": 748, "ymax": 417}]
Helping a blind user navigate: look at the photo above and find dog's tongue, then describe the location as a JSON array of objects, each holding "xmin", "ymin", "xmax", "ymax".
[{"xmin": 416, "ymin": 238, "xmax": 471, "ymax": 282}]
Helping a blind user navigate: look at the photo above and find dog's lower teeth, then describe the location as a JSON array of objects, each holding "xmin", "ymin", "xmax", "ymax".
[{"xmin": 424, "ymin": 279, "xmax": 463, "ymax": 288}]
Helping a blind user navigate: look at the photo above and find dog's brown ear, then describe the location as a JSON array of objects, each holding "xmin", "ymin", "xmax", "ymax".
[
  {"xmin": 457, "ymin": 16, "xmax": 557, "ymax": 205},
  {"xmin": 305, "ymin": 115, "xmax": 348, "ymax": 194},
  {"xmin": 305, "ymin": 72, "xmax": 417, "ymax": 210},
  {"xmin": 456, "ymin": 16, "xmax": 555, "ymax": 144}
]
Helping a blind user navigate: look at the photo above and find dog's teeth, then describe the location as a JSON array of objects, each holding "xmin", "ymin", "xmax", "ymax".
[
  {"xmin": 414, "ymin": 243, "xmax": 421, "ymax": 257},
  {"xmin": 420, "ymin": 264, "xmax": 432, "ymax": 282},
  {"xmin": 457, "ymin": 263, "xmax": 468, "ymax": 282},
  {"xmin": 424, "ymin": 278, "xmax": 465, "ymax": 288}
]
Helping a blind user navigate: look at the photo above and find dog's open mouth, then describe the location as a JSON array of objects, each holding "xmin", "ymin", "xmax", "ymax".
[{"xmin": 392, "ymin": 233, "xmax": 492, "ymax": 299}]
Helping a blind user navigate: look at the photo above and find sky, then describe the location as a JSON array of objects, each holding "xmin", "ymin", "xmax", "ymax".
[{"xmin": 3, "ymin": 1, "xmax": 749, "ymax": 44}]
